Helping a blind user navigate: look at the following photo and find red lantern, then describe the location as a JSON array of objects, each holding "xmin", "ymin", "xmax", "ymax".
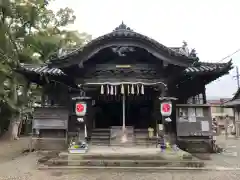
[
  {"xmin": 160, "ymin": 102, "xmax": 172, "ymax": 116},
  {"xmin": 75, "ymin": 102, "xmax": 86, "ymax": 116},
  {"xmin": 162, "ymin": 103, "xmax": 170, "ymax": 112},
  {"xmin": 76, "ymin": 104, "xmax": 84, "ymax": 113}
]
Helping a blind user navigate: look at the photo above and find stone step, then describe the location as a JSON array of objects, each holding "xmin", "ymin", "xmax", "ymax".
[
  {"xmin": 134, "ymin": 140, "xmax": 156, "ymax": 145},
  {"xmin": 110, "ymin": 139, "xmax": 135, "ymax": 142},
  {"xmin": 90, "ymin": 143, "xmax": 110, "ymax": 146},
  {"xmin": 91, "ymin": 136, "xmax": 110, "ymax": 139},
  {"xmin": 91, "ymin": 135, "xmax": 109, "ymax": 137},
  {"xmin": 90, "ymin": 141, "xmax": 110, "ymax": 144},
  {"xmin": 92, "ymin": 133, "xmax": 110, "ymax": 136},
  {"xmin": 91, "ymin": 131, "xmax": 110, "ymax": 133},
  {"xmin": 92, "ymin": 131, "xmax": 110, "ymax": 134},
  {"xmin": 134, "ymin": 138, "xmax": 157, "ymax": 141},
  {"xmin": 90, "ymin": 141, "xmax": 110, "ymax": 145},
  {"xmin": 39, "ymin": 165, "xmax": 223, "ymax": 171},
  {"xmin": 58, "ymin": 152, "xmax": 192, "ymax": 160},
  {"xmin": 110, "ymin": 143, "xmax": 134, "ymax": 147},
  {"xmin": 135, "ymin": 140, "xmax": 156, "ymax": 143},
  {"xmin": 92, "ymin": 128, "xmax": 110, "ymax": 131},
  {"xmin": 91, "ymin": 143, "xmax": 110, "ymax": 146},
  {"xmin": 135, "ymin": 142, "xmax": 156, "ymax": 146},
  {"xmin": 91, "ymin": 139, "xmax": 109, "ymax": 141},
  {"xmin": 91, "ymin": 132, "xmax": 110, "ymax": 136},
  {"xmin": 43, "ymin": 158, "xmax": 204, "ymax": 168}
]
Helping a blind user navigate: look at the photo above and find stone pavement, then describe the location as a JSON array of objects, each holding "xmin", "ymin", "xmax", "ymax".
[{"xmin": 206, "ymin": 135, "xmax": 240, "ymax": 168}]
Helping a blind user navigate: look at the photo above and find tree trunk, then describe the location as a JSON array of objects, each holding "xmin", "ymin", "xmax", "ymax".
[{"xmin": 4, "ymin": 116, "xmax": 21, "ymax": 140}]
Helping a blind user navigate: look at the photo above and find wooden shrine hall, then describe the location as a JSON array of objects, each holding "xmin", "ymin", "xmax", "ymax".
[{"xmin": 17, "ymin": 23, "xmax": 232, "ymax": 150}]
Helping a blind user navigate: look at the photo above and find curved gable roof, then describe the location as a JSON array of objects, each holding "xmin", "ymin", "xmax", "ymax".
[{"xmin": 48, "ymin": 23, "xmax": 198, "ymax": 68}]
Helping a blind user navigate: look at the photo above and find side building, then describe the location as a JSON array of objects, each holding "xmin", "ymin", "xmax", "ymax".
[
  {"xmin": 208, "ymin": 98, "xmax": 234, "ymax": 128},
  {"xmin": 224, "ymin": 88, "xmax": 240, "ymax": 136}
]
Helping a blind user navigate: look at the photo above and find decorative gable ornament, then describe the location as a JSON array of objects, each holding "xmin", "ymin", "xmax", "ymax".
[
  {"xmin": 160, "ymin": 101, "xmax": 172, "ymax": 117},
  {"xmin": 75, "ymin": 102, "xmax": 87, "ymax": 116},
  {"xmin": 114, "ymin": 22, "xmax": 133, "ymax": 31}
]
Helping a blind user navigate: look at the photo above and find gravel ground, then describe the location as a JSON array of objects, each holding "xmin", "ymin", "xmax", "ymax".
[
  {"xmin": 0, "ymin": 137, "xmax": 30, "ymax": 163},
  {"xmin": 1, "ymin": 166, "xmax": 240, "ymax": 180},
  {"xmin": 206, "ymin": 135, "xmax": 240, "ymax": 168},
  {"xmin": 0, "ymin": 136, "xmax": 240, "ymax": 179},
  {"xmin": 44, "ymin": 170, "xmax": 240, "ymax": 180},
  {"xmin": 0, "ymin": 152, "xmax": 239, "ymax": 180}
]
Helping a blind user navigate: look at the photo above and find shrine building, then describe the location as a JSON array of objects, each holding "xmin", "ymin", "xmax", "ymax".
[{"xmin": 17, "ymin": 23, "xmax": 233, "ymax": 151}]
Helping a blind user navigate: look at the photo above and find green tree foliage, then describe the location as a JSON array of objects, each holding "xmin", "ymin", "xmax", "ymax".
[{"xmin": 0, "ymin": 0, "xmax": 91, "ymax": 135}]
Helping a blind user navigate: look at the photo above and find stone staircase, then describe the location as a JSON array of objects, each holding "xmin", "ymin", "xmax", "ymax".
[
  {"xmin": 110, "ymin": 126, "xmax": 134, "ymax": 146},
  {"xmin": 90, "ymin": 128, "xmax": 157, "ymax": 147},
  {"xmin": 90, "ymin": 129, "xmax": 110, "ymax": 146},
  {"xmin": 134, "ymin": 129, "xmax": 157, "ymax": 147}
]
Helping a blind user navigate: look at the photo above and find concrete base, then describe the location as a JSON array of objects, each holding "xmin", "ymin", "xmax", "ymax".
[
  {"xmin": 62, "ymin": 146, "xmax": 192, "ymax": 159},
  {"xmin": 39, "ymin": 146, "xmax": 205, "ymax": 168}
]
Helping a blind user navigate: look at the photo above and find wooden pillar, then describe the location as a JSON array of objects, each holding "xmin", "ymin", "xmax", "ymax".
[
  {"xmin": 203, "ymin": 87, "xmax": 207, "ymax": 104},
  {"xmin": 41, "ymin": 93, "xmax": 46, "ymax": 106},
  {"xmin": 153, "ymin": 96, "xmax": 161, "ymax": 136}
]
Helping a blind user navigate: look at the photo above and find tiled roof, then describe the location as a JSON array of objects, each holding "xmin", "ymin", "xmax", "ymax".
[
  {"xmin": 19, "ymin": 61, "xmax": 232, "ymax": 76},
  {"xmin": 232, "ymin": 88, "xmax": 240, "ymax": 100},
  {"xmin": 184, "ymin": 62, "xmax": 231, "ymax": 73},
  {"xmin": 223, "ymin": 88, "xmax": 240, "ymax": 107},
  {"xmin": 207, "ymin": 98, "xmax": 231, "ymax": 105},
  {"xmin": 224, "ymin": 99, "xmax": 240, "ymax": 107},
  {"xmin": 19, "ymin": 64, "xmax": 64, "ymax": 76}
]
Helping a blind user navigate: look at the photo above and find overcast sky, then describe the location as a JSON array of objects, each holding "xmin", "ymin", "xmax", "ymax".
[{"xmin": 50, "ymin": 0, "xmax": 240, "ymax": 99}]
